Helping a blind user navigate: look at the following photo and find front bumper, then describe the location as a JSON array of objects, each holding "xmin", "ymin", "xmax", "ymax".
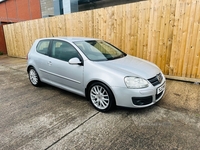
[{"xmin": 111, "ymin": 79, "xmax": 166, "ymax": 108}]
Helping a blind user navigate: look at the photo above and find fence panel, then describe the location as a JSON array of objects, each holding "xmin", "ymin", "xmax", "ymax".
[
  {"xmin": 170, "ymin": 0, "xmax": 200, "ymax": 78},
  {"xmin": 3, "ymin": 0, "xmax": 200, "ymax": 79}
]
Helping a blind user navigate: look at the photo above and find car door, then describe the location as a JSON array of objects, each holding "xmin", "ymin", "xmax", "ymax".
[{"xmin": 47, "ymin": 40, "xmax": 84, "ymax": 94}]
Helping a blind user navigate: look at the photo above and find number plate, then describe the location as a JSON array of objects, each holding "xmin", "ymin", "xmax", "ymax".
[{"xmin": 157, "ymin": 83, "xmax": 165, "ymax": 94}]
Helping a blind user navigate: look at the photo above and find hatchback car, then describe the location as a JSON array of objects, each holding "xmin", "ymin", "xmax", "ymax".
[{"xmin": 27, "ymin": 37, "xmax": 166, "ymax": 112}]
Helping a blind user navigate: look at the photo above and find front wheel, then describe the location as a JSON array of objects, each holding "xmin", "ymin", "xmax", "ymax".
[
  {"xmin": 88, "ymin": 82, "xmax": 115, "ymax": 112},
  {"xmin": 28, "ymin": 67, "xmax": 41, "ymax": 87}
]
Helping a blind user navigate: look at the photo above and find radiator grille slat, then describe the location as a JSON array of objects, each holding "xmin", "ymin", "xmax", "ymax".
[{"xmin": 148, "ymin": 73, "xmax": 162, "ymax": 86}]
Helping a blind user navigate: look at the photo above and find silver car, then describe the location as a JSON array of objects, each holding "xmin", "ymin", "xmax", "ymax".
[{"xmin": 27, "ymin": 37, "xmax": 166, "ymax": 112}]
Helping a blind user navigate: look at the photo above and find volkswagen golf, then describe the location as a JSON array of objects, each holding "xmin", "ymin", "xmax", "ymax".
[{"xmin": 27, "ymin": 37, "xmax": 166, "ymax": 112}]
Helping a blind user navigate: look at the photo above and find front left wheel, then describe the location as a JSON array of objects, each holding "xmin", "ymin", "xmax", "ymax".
[
  {"xmin": 88, "ymin": 82, "xmax": 115, "ymax": 112},
  {"xmin": 28, "ymin": 67, "xmax": 41, "ymax": 87}
]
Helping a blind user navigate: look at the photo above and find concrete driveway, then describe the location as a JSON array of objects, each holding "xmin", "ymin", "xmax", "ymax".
[{"xmin": 0, "ymin": 55, "xmax": 200, "ymax": 150}]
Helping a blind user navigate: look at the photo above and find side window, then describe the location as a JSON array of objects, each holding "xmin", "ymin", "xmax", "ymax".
[
  {"xmin": 36, "ymin": 40, "xmax": 50, "ymax": 55},
  {"xmin": 51, "ymin": 40, "xmax": 80, "ymax": 62}
]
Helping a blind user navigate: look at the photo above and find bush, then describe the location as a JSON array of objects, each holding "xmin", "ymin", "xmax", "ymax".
[{"xmin": 0, "ymin": 51, "xmax": 3, "ymax": 55}]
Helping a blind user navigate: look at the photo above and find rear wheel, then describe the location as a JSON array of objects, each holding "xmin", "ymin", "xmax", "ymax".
[
  {"xmin": 88, "ymin": 82, "xmax": 115, "ymax": 112},
  {"xmin": 28, "ymin": 67, "xmax": 41, "ymax": 87}
]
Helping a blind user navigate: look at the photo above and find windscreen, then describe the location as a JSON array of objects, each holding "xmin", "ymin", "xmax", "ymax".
[{"xmin": 74, "ymin": 40, "xmax": 126, "ymax": 61}]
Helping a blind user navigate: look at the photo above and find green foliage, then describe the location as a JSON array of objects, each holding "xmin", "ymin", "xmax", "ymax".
[{"xmin": 0, "ymin": 51, "xmax": 3, "ymax": 55}]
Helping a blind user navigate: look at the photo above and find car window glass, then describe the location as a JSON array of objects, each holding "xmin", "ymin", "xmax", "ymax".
[
  {"xmin": 51, "ymin": 41, "xmax": 79, "ymax": 62},
  {"xmin": 74, "ymin": 40, "xmax": 126, "ymax": 61},
  {"xmin": 36, "ymin": 40, "xmax": 50, "ymax": 55}
]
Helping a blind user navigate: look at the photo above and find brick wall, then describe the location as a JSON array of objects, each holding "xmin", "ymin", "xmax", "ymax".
[
  {"xmin": 0, "ymin": 0, "xmax": 41, "ymax": 22},
  {"xmin": 0, "ymin": 23, "xmax": 7, "ymax": 54},
  {"xmin": 0, "ymin": 0, "xmax": 42, "ymax": 54}
]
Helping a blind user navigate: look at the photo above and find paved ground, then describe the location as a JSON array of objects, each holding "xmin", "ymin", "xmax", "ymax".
[{"xmin": 0, "ymin": 55, "xmax": 200, "ymax": 150}]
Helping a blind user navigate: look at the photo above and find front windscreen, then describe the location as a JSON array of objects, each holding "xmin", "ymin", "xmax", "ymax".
[{"xmin": 73, "ymin": 40, "xmax": 126, "ymax": 61}]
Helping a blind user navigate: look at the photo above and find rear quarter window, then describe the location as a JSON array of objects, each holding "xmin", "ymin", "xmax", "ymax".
[{"xmin": 36, "ymin": 40, "xmax": 50, "ymax": 55}]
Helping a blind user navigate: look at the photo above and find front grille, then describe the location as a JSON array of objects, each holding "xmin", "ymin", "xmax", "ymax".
[{"xmin": 148, "ymin": 73, "xmax": 163, "ymax": 86}]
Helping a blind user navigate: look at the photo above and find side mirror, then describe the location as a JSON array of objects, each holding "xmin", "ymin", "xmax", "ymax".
[{"xmin": 69, "ymin": 57, "xmax": 83, "ymax": 65}]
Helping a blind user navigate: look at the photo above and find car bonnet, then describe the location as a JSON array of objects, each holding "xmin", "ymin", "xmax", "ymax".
[{"xmin": 97, "ymin": 55, "xmax": 161, "ymax": 79}]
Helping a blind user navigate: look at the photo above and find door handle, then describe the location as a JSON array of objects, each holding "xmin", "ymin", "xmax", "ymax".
[{"xmin": 48, "ymin": 61, "xmax": 52, "ymax": 66}]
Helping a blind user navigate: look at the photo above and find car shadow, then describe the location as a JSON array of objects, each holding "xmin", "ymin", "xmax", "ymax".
[{"xmin": 112, "ymin": 104, "xmax": 158, "ymax": 114}]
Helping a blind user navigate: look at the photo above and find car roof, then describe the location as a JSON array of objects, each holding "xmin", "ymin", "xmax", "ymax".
[{"xmin": 38, "ymin": 37, "xmax": 100, "ymax": 42}]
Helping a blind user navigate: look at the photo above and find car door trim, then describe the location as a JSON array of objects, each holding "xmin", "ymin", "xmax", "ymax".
[{"xmin": 39, "ymin": 68, "xmax": 81, "ymax": 84}]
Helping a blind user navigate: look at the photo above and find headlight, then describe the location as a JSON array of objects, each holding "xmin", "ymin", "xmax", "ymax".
[{"xmin": 124, "ymin": 77, "xmax": 149, "ymax": 89}]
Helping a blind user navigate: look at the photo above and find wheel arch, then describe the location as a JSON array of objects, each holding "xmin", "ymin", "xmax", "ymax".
[
  {"xmin": 27, "ymin": 65, "xmax": 40, "ymax": 76},
  {"xmin": 27, "ymin": 65, "xmax": 34, "ymax": 73},
  {"xmin": 85, "ymin": 80, "xmax": 116, "ymax": 103}
]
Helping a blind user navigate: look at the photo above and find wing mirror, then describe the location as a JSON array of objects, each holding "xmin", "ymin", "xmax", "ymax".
[{"xmin": 69, "ymin": 57, "xmax": 83, "ymax": 65}]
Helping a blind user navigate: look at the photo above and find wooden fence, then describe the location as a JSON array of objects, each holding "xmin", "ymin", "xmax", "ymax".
[{"xmin": 3, "ymin": 0, "xmax": 200, "ymax": 80}]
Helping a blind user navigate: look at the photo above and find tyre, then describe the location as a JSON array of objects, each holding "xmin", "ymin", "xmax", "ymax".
[
  {"xmin": 88, "ymin": 82, "xmax": 115, "ymax": 112},
  {"xmin": 28, "ymin": 67, "xmax": 41, "ymax": 87}
]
